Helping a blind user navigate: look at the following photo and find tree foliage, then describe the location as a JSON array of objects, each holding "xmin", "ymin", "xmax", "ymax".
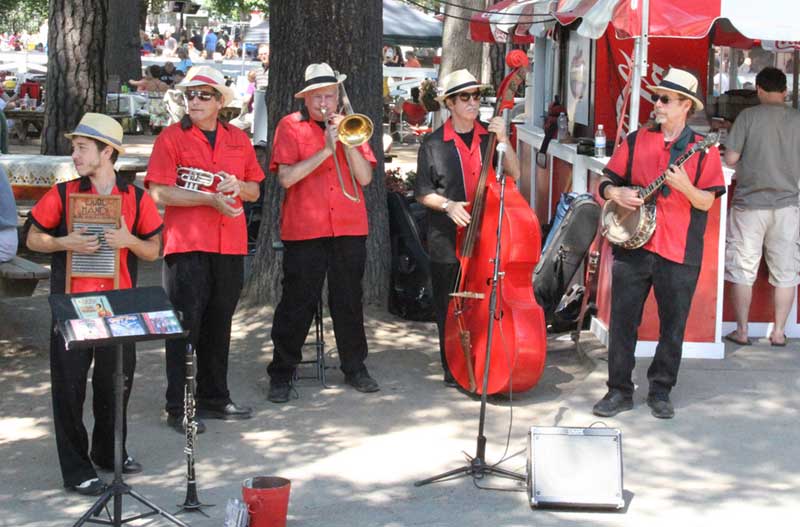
[
  {"xmin": 208, "ymin": 0, "xmax": 268, "ymax": 20},
  {"xmin": 0, "ymin": 0, "xmax": 49, "ymax": 33}
]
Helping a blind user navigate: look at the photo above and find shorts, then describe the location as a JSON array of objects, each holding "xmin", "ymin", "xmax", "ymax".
[{"xmin": 725, "ymin": 205, "xmax": 800, "ymax": 287}]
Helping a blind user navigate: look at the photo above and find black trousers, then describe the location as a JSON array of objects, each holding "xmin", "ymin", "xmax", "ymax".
[
  {"xmin": 608, "ymin": 248, "xmax": 700, "ymax": 397},
  {"xmin": 50, "ymin": 329, "xmax": 135, "ymax": 487},
  {"xmin": 430, "ymin": 261, "xmax": 459, "ymax": 376},
  {"xmin": 163, "ymin": 252, "xmax": 243, "ymax": 416},
  {"xmin": 268, "ymin": 236, "xmax": 368, "ymax": 383}
]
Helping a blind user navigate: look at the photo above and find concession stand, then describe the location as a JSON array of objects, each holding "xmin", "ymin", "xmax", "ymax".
[{"xmin": 475, "ymin": 0, "xmax": 800, "ymax": 357}]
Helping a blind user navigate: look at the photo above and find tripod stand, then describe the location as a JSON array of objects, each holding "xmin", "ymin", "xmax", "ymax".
[
  {"xmin": 415, "ymin": 133, "xmax": 525, "ymax": 488},
  {"xmin": 73, "ymin": 343, "xmax": 189, "ymax": 527}
]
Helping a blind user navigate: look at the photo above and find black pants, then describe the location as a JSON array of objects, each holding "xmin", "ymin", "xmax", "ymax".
[
  {"xmin": 163, "ymin": 252, "xmax": 243, "ymax": 416},
  {"xmin": 268, "ymin": 236, "xmax": 368, "ymax": 382},
  {"xmin": 50, "ymin": 329, "xmax": 135, "ymax": 487},
  {"xmin": 430, "ymin": 261, "xmax": 459, "ymax": 376},
  {"xmin": 608, "ymin": 248, "xmax": 700, "ymax": 397}
]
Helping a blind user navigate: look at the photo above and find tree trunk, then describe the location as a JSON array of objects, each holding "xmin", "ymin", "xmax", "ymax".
[
  {"xmin": 106, "ymin": 0, "xmax": 142, "ymax": 94},
  {"xmin": 244, "ymin": 0, "xmax": 389, "ymax": 307},
  {"xmin": 439, "ymin": 0, "xmax": 486, "ymax": 81},
  {"xmin": 42, "ymin": 0, "xmax": 108, "ymax": 155}
]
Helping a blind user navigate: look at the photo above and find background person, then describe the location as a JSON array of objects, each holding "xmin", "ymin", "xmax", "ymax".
[
  {"xmin": 0, "ymin": 165, "xmax": 17, "ymax": 262},
  {"xmin": 723, "ymin": 67, "xmax": 800, "ymax": 347}
]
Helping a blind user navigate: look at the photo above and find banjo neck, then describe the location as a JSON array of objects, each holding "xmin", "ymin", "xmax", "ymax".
[{"xmin": 639, "ymin": 140, "xmax": 705, "ymax": 201}]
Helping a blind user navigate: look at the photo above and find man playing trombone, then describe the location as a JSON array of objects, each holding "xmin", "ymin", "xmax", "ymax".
[
  {"xmin": 145, "ymin": 66, "xmax": 264, "ymax": 431},
  {"xmin": 267, "ymin": 62, "xmax": 379, "ymax": 403}
]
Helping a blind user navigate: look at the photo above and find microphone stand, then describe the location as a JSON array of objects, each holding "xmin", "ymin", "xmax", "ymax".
[{"xmin": 415, "ymin": 110, "xmax": 525, "ymax": 487}]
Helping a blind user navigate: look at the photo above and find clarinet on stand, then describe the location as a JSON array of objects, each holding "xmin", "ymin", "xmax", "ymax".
[{"xmin": 176, "ymin": 343, "xmax": 213, "ymax": 517}]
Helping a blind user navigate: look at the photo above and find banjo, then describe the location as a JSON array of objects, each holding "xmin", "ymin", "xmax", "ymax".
[{"xmin": 601, "ymin": 133, "xmax": 719, "ymax": 250}]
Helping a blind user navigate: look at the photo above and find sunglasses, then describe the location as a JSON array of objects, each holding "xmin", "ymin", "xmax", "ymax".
[
  {"xmin": 185, "ymin": 90, "xmax": 218, "ymax": 102},
  {"xmin": 456, "ymin": 91, "xmax": 481, "ymax": 102},
  {"xmin": 651, "ymin": 93, "xmax": 684, "ymax": 105}
]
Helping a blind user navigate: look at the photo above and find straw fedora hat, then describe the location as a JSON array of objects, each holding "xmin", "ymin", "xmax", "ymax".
[
  {"xmin": 654, "ymin": 68, "xmax": 704, "ymax": 111},
  {"xmin": 64, "ymin": 113, "xmax": 125, "ymax": 154},
  {"xmin": 294, "ymin": 63, "xmax": 346, "ymax": 99},
  {"xmin": 435, "ymin": 69, "xmax": 490, "ymax": 103},
  {"xmin": 177, "ymin": 65, "xmax": 235, "ymax": 106}
]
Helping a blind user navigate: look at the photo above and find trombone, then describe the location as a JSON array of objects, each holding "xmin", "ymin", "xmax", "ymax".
[{"xmin": 320, "ymin": 78, "xmax": 373, "ymax": 203}]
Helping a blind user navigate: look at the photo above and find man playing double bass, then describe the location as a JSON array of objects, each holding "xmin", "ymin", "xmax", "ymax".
[
  {"xmin": 593, "ymin": 69, "xmax": 725, "ymax": 419},
  {"xmin": 414, "ymin": 69, "xmax": 520, "ymax": 387}
]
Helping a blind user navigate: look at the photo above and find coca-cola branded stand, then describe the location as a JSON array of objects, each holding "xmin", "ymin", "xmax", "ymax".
[{"xmin": 474, "ymin": 0, "xmax": 800, "ymax": 358}]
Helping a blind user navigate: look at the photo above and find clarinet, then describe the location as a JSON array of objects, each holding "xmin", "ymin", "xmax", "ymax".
[{"xmin": 181, "ymin": 343, "xmax": 202, "ymax": 509}]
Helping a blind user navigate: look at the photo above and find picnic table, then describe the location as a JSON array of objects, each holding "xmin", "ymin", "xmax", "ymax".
[
  {"xmin": 4, "ymin": 109, "xmax": 139, "ymax": 143},
  {"xmin": 0, "ymin": 154, "xmax": 150, "ymax": 200},
  {"xmin": 4, "ymin": 109, "xmax": 44, "ymax": 144}
]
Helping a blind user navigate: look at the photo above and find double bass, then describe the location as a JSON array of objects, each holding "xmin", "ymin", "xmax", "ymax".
[{"xmin": 444, "ymin": 51, "xmax": 547, "ymax": 395}]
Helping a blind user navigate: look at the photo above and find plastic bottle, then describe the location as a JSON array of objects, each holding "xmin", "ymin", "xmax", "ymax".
[
  {"xmin": 22, "ymin": 93, "xmax": 30, "ymax": 110},
  {"xmin": 557, "ymin": 112, "xmax": 568, "ymax": 141},
  {"xmin": 594, "ymin": 124, "xmax": 606, "ymax": 158}
]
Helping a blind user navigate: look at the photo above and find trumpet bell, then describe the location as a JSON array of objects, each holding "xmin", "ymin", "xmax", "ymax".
[{"xmin": 338, "ymin": 114, "xmax": 373, "ymax": 147}]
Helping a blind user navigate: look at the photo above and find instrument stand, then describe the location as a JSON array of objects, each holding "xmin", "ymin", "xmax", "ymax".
[
  {"xmin": 415, "ymin": 127, "xmax": 525, "ymax": 488},
  {"xmin": 73, "ymin": 344, "xmax": 189, "ymax": 527},
  {"xmin": 49, "ymin": 287, "xmax": 191, "ymax": 527}
]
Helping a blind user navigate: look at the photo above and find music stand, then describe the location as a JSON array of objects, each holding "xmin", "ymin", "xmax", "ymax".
[{"xmin": 50, "ymin": 286, "xmax": 190, "ymax": 527}]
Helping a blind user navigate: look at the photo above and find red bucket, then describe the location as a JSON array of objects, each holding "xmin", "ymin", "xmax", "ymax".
[{"xmin": 242, "ymin": 476, "xmax": 291, "ymax": 527}]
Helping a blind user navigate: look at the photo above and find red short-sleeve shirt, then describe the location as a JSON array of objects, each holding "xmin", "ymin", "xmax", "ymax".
[
  {"xmin": 604, "ymin": 127, "xmax": 725, "ymax": 265},
  {"xmin": 269, "ymin": 111, "xmax": 377, "ymax": 241},
  {"xmin": 145, "ymin": 120, "xmax": 265, "ymax": 256},
  {"xmin": 30, "ymin": 177, "xmax": 163, "ymax": 293}
]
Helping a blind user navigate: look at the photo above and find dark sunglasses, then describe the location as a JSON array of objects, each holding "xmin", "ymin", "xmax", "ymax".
[
  {"xmin": 185, "ymin": 90, "xmax": 218, "ymax": 101},
  {"xmin": 456, "ymin": 91, "xmax": 481, "ymax": 102},
  {"xmin": 651, "ymin": 93, "xmax": 683, "ymax": 105}
]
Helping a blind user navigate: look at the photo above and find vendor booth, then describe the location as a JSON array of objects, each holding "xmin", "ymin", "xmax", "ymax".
[{"xmin": 479, "ymin": 0, "xmax": 800, "ymax": 357}]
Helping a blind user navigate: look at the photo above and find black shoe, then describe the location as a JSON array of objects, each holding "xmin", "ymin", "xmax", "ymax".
[
  {"xmin": 167, "ymin": 413, "xmax": 207, "ymax": 434},
  {"xmin": 647, "ymin": 393, "xmax": 675, "ymax": 419},
  {"xmin": 93, "ymin": 456, "xmax": 142, "ymax": 474},
  {"xmin": 268, "ymin": 381, "xmax": 292, "ymax": 403},
  {"xmin": 196, "ymin": 401, "xmax": 253, "ymax": 420},
  {"xmin": 592, "ymin": 390, "xmax": 634, "ymax": 417},
  {"xmin": 345, "ymin": 370, "xmax": 380, "ymax": 393},
  {"xmin": 70, "ymin": 478, "xmax": 106, "ymax": 496}
]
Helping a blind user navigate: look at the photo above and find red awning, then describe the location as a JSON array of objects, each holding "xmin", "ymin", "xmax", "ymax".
[
  {"xmin": 551, "ymin": 0, "xmax": 800, "ymax": 45},
  {"xmin": 470, "ymin": 0, "xmax": 537, "ymax": 44}
]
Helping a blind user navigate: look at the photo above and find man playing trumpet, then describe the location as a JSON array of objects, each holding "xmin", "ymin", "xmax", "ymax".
[
  {"xmin": 145, "ymin": 66, "xmax": 265, "ymax": 431},
  {"xmin": 266, "ymin": 62, "xmax": 379, "ymax": 403}
]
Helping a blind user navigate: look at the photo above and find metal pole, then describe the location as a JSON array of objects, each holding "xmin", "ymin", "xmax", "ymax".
[{"xmin": 628, "ymin": 0, "xmax": 650, "ymax": 132}]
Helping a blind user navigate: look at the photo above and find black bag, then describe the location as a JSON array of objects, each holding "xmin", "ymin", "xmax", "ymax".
[
  {"xmin": 387, "ymin": 192, "xmax": 435, "ymax": 321},
  {"xmin": 533, "ymin": 193, "xmax": 600, "ymax": 319}
]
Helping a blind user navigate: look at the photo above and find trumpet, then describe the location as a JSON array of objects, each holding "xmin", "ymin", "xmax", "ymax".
[
  {"xmin": 176, "ymin": 166, "xmax": 235, "ymax": 201},
  {"xmin": 321, "ymin": 79, "xmax": 373, "ymax": 203}
]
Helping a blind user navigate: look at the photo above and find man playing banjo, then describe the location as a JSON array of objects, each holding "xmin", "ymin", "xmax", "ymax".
[{"xmin": 593, "ymin": 69, "xmax": 725, "ymax": 419}]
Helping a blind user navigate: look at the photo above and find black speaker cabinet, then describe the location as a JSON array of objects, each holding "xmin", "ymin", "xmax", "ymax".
[{"xmin": 527, "ymin": 426, "xmax": 624, "ymax": 509}]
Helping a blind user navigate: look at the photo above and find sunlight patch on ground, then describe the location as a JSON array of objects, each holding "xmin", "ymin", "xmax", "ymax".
[{"xmin": 0, "ymin": 417, "xmax": 49, "ymax": 444}]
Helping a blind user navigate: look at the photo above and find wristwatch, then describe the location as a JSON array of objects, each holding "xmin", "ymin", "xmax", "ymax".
[{"xmin": 441, "ymin": 199, "xmax": 451, "ymax": 211}]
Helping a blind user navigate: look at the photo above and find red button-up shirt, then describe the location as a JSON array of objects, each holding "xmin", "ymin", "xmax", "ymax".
[
  {"xmin": 605, "ymin": 127, "xmax": 725, "ymax": 265},
  {"xmin": 269, "ymin": 111, "xmax": 377, "ymax": 241},
  {"xmin": 30, "ymin": 177, "xmax": 163, "ymax": 293},
  {"xmin": 145, "ymin": 120, "xmax": 265, "ymax": 256}
]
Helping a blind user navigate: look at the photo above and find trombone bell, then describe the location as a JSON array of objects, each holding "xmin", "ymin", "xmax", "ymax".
[{"xmin": 338, "ymin": 114, "xmax": 374, "ymax": 147}]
